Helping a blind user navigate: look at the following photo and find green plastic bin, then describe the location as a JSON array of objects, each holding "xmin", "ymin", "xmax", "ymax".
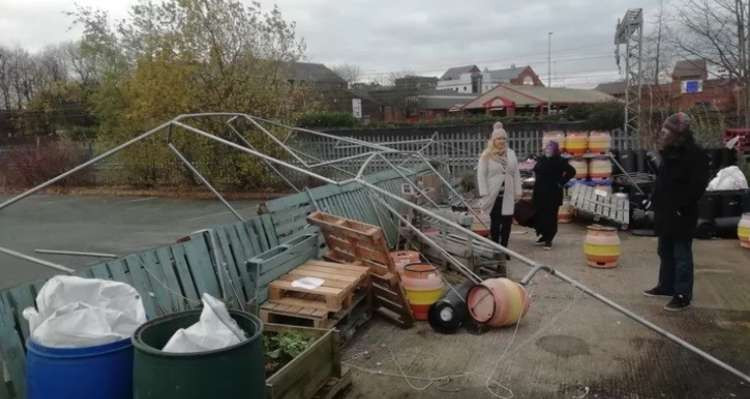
[{"xmin": 132, "ymin": 309, "xmax": 265, "ymax": 398}]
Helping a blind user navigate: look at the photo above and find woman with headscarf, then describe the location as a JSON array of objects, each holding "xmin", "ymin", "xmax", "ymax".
[
  {"xmin": 532, "ymin": 140, "xmax": 576, "ymax": 249},
  {"xmin": 477, "ymin": 122, "xmax": 523, "ymax": 261}
]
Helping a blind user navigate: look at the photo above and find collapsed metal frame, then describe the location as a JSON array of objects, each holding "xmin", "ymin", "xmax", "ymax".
[{"xmin": 0, "ymin": 112, "xmax": 747, "ymax": 384}]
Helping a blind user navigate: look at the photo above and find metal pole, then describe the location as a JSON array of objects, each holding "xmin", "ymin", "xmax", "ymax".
[
  {"xmin": 608, "ymin": 152, "xmax": 645, "ymax": 195},
  {"xmin": 0, "ymin": 120, "xmax": 172, "ymax": 212},
  {"xmin": 553, "ymin": 270, "xmax": 750, "ymax": 384},
  {"xmin": 548, "ymin": 31, "xmax": 553, "ymax": 115},
  {"xmin": 415, "ymin": 152, "xmax": 487, "ymax": 228},
  {"xmin": 34, "ymin": 249, "xmax": 118, "ymax": 259},
  {"xmin": 172, "ymin": 121, "xmax": 339, "ymax": 185},
  {"xmin": 304, "ymin": 187, "xmax": 322, "ymax": 212},
  {"xmin": 248, "ymin": 115, "xmax": 396, "ymax": 152},
  {"xmin": 226, "ymin": 120, "xmax": 301, "ymax": 193},
  {"xmin": 0, "ymin": 245, "xmax": 75, "ymax": 274},
  {"xmin": 168, "ymin": 143, "xmax": 245, "ymax": 223},
  {"xmin": 377, "ymin": 154, "xmax": 441, "ymax": 209}
]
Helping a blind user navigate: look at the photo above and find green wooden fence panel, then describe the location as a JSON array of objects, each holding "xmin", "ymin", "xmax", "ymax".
[
  {"xmin": 154, "ymin": 247, "xmax": 186, "ymax": 312},
  {"xmin": 169, "ymin": 245, "xmax": 200, "ymax": 305},
  {"xmin": 0, "ymin": 296, "xmax": 25, "ymax": 399}
]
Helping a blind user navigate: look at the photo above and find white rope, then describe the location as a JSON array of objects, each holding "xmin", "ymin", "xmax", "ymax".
[{"xmin": 342, "ymin": 275, "xmax": 583, "ymax": 395}]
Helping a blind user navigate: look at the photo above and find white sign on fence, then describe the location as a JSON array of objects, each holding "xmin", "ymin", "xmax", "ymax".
[{"xmin": 352, "ymin": 98, "xmax": 362, "ymax": 119}]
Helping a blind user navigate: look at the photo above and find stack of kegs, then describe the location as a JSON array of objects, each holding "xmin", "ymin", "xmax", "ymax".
[
  {"xmin": 565, "ymin": 131, "xmax": 588, "ymax": 156},
  {"xmin": 588, "ymin": 131, "xmax": 612, "ymax": 154}
]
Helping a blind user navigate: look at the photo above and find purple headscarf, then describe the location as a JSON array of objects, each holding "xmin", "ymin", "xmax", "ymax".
[{"xmin": 545, "ymin": 140, "xmax": 561, "ymax": 156}]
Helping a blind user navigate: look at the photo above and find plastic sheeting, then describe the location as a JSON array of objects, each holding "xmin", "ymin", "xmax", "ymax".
[
  {"xmin": 23, "ymin": 276, "xmax": 146, "ymax": 348},
  {"xmin": 708, "ymin": 166, "xmax": 749, "ymax": 191},
  {"xmin": 162, "ymin": 294, "xmax": 246, "ymax": 353}
]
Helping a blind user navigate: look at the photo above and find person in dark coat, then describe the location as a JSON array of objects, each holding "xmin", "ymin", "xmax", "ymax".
[
  {"xmin": 643, "ymin": 112, "xmax": 710, "ymax": 311},
  {"xmin": 532, "ymin": 141, "xmax": 576, "ymax": 249}
]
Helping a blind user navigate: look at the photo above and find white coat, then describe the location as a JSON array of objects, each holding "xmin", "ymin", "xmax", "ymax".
[{"xmin": 477, "ymin": 148, "xmax": 523, "ymax": 216}]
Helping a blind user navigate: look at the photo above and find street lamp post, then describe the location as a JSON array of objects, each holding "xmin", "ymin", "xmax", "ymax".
[{"xmin": 548, "ymin": 32, "xmax": 553, "ymax": 115}]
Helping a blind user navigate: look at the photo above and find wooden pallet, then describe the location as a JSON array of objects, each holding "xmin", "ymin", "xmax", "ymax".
[
  {"xmin": 308, "ymin": 211, "xmax": 415, "ymax": 328},
  {"xmin": 570, "ymin": 184, "xmax": 630, "ymax": 228},
  {"xmin": 268, "ymin": 260, "xmax": 369, "ymax": 312},
  {"xmin": 261, "ymin": 289, "xmax": 370, "ymax": 330}
]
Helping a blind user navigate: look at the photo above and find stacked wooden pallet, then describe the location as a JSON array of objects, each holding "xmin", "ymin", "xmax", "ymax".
[
  {"xmin": 307, "ymin": 211, "xmax": 415, "ymax": 328},
  {"xmin": 570, "ymin": 184, "xmax": 630, "ymax": 228},
  {"xmin": 261, "ymin": 259, "xmax": 369, "ymax": 328}
]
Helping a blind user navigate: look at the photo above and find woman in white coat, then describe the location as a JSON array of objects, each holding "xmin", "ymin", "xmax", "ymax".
[{"xmin": 477, "ymin": 122, "xmax": 523, "ymax": 258}]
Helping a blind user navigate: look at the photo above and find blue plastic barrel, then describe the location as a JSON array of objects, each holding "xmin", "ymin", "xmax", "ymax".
[{"xmin": 26, "ymin": 338, "xmax": 133, "ymax": 399}]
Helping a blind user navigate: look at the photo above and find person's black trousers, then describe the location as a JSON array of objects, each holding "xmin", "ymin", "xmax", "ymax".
[
  {"xmin": 489, "ymin": 194, "xmax": 512, "ymax": 247},
  {"xmin": 535, "ymin": 203, "xmax": 559, "ymax": 244},
  {"xmin": 657, "ymin": 236, "xmax": 694, "ymax": 300}
]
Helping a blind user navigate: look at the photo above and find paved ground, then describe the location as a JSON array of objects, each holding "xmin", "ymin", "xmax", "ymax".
[
  {"xmin": 343, "ymin": 224, "xmax": 750, "ymax": 399},
  {"xmin": 0, "ymin": 194, "xmax": 260, "ymax": 289}
]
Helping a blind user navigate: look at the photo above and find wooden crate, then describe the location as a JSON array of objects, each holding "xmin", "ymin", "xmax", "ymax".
[
  {"xmin": 260, "ymin": 290, "xmax": 370, "ymax": 333},
  {"xmin": 265, "ymin": 323, "xmax": 346, "ymax": 399},
  {"xmin": 308, "ymin": 211, "xmax": 415, "ymax": 328},
  {"xmin": 267, "ymin": 260, "xmax": 369, "ymax": 312}
]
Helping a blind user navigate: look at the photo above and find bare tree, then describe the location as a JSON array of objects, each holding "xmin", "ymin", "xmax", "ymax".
[
  {"xmin": 673, "ymin": 0, "xmax": 750, "ymax": 126},
  {"xmin": 331, "ymin": 64, "xmax": 361, "ymax": 87},
  {"xmin": 641, "ymin": 0, "xmax": 676, "ymax": 139}
]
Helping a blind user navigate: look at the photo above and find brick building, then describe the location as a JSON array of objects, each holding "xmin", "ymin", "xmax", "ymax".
[
  {"xmin": 480, "ymin": 65, "xmax": 544, "ymax": 92},
  {"xmin": 595, "ymin": 59, "xmax": 739, "ymax": 113}
]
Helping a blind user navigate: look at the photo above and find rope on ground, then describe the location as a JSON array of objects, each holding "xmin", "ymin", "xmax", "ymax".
[{"xmin": 342, "ymin": 273, "xmax": 583, "ymax": 396}]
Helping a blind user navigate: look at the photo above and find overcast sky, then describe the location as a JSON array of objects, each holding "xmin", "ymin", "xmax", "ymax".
[{"xmin": 0, "ymin": 0, "xmax": 665, "ymax": 88}]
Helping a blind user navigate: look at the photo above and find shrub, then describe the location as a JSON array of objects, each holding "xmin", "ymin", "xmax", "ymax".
[
  {"xmin": 2, "ymin": 139, "xmax": 93, "ymax": 188},
  {"xmin": 297, "ymin": 112, "xmax": 359, "ymax": 128}
]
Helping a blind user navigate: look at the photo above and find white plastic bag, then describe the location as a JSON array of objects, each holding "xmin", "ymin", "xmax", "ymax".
[
  {"xmin": 22, "ymin": 275, "xmax": 146, "ymax": 348},
  {"xmin": 162, "ymin": 293, "xmax": 246, "ymax": 353},
  {"xmin": 707, "ymin": 166, "xmax": 749, "ymax": 191}
]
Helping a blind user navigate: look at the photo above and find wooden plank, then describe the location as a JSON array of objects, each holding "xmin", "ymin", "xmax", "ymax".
[
  {"xmin": 278, "ymin": 273, "xmax": 354, "ymax": 290},
  {"xmin": 268, "ymin": 286, "xmax": 344, "ymax": 312},
  {"xmin": 124, "ymin": 255, "xmax": 158, "ymax": 318},
  {"xmin": 182, "ymin": 237, "xmax": 221, "ymax": 298},
  {"xmin": 0, "ymin": 296, "xmax": 26, "ymax": 399},
  {"xmin": 90, "ymin": 263, "xmax": 112, "ymax": 280},
  {"xmin": 106, "ymin": 259, "xmax": 132, "ymax": 287},
  {"xmin": 297, "ymin": 265, "xmax": 368, "ymax": 279},
  {"xmin": 234, "ymin": 222, "xmax": 259, "ymax": 259},
  {"xmin": 262, "ymin": 214, "xmax": 280, "ymax": 248},
  {"xmin": 139, "ymin": 251, "xmax": 172, "ymax": 316},
  {"xmin": 252, "ymin": 218, "xmax": 271, "ymax": 252},
  {"xmin": 226, "ymin": 226, "xmax": 254, "ymax": 301},
  {"xmin": 170, "ymin": 245, "xmax": 200, "ymax": 304},
  {"xmin": 288, "ymin": 268, "xmax": 359, "ymax": 284},
  {"xmin": 7, "ymin": 285, "xmax": 35, "ymax": 341},
  {"xmin": 155, "ymin": 247, "xmax": 185, "ymax": 312},
  {"xmin": 269, "ymin": 280, "xmax": 344, "ymax": 297},
  {"xmin": 239, "ymin": 222, "xmax": 262, "ymax": 255},
  {"xmin": 306, "ymin": 260, "xmax": 371, "ymax": 274},
  {"xmin": 266, "ymin": 296, "xmax": 341, "ymax": 314},
  {"xmin": 213, "ymin": 228, "xmax": 247, "ymax": 303}
]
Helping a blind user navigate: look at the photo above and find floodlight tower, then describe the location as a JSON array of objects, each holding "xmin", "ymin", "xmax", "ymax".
[{"xmin": 615, "ymin": 8, "xmax": 644, "ymax": 136}]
